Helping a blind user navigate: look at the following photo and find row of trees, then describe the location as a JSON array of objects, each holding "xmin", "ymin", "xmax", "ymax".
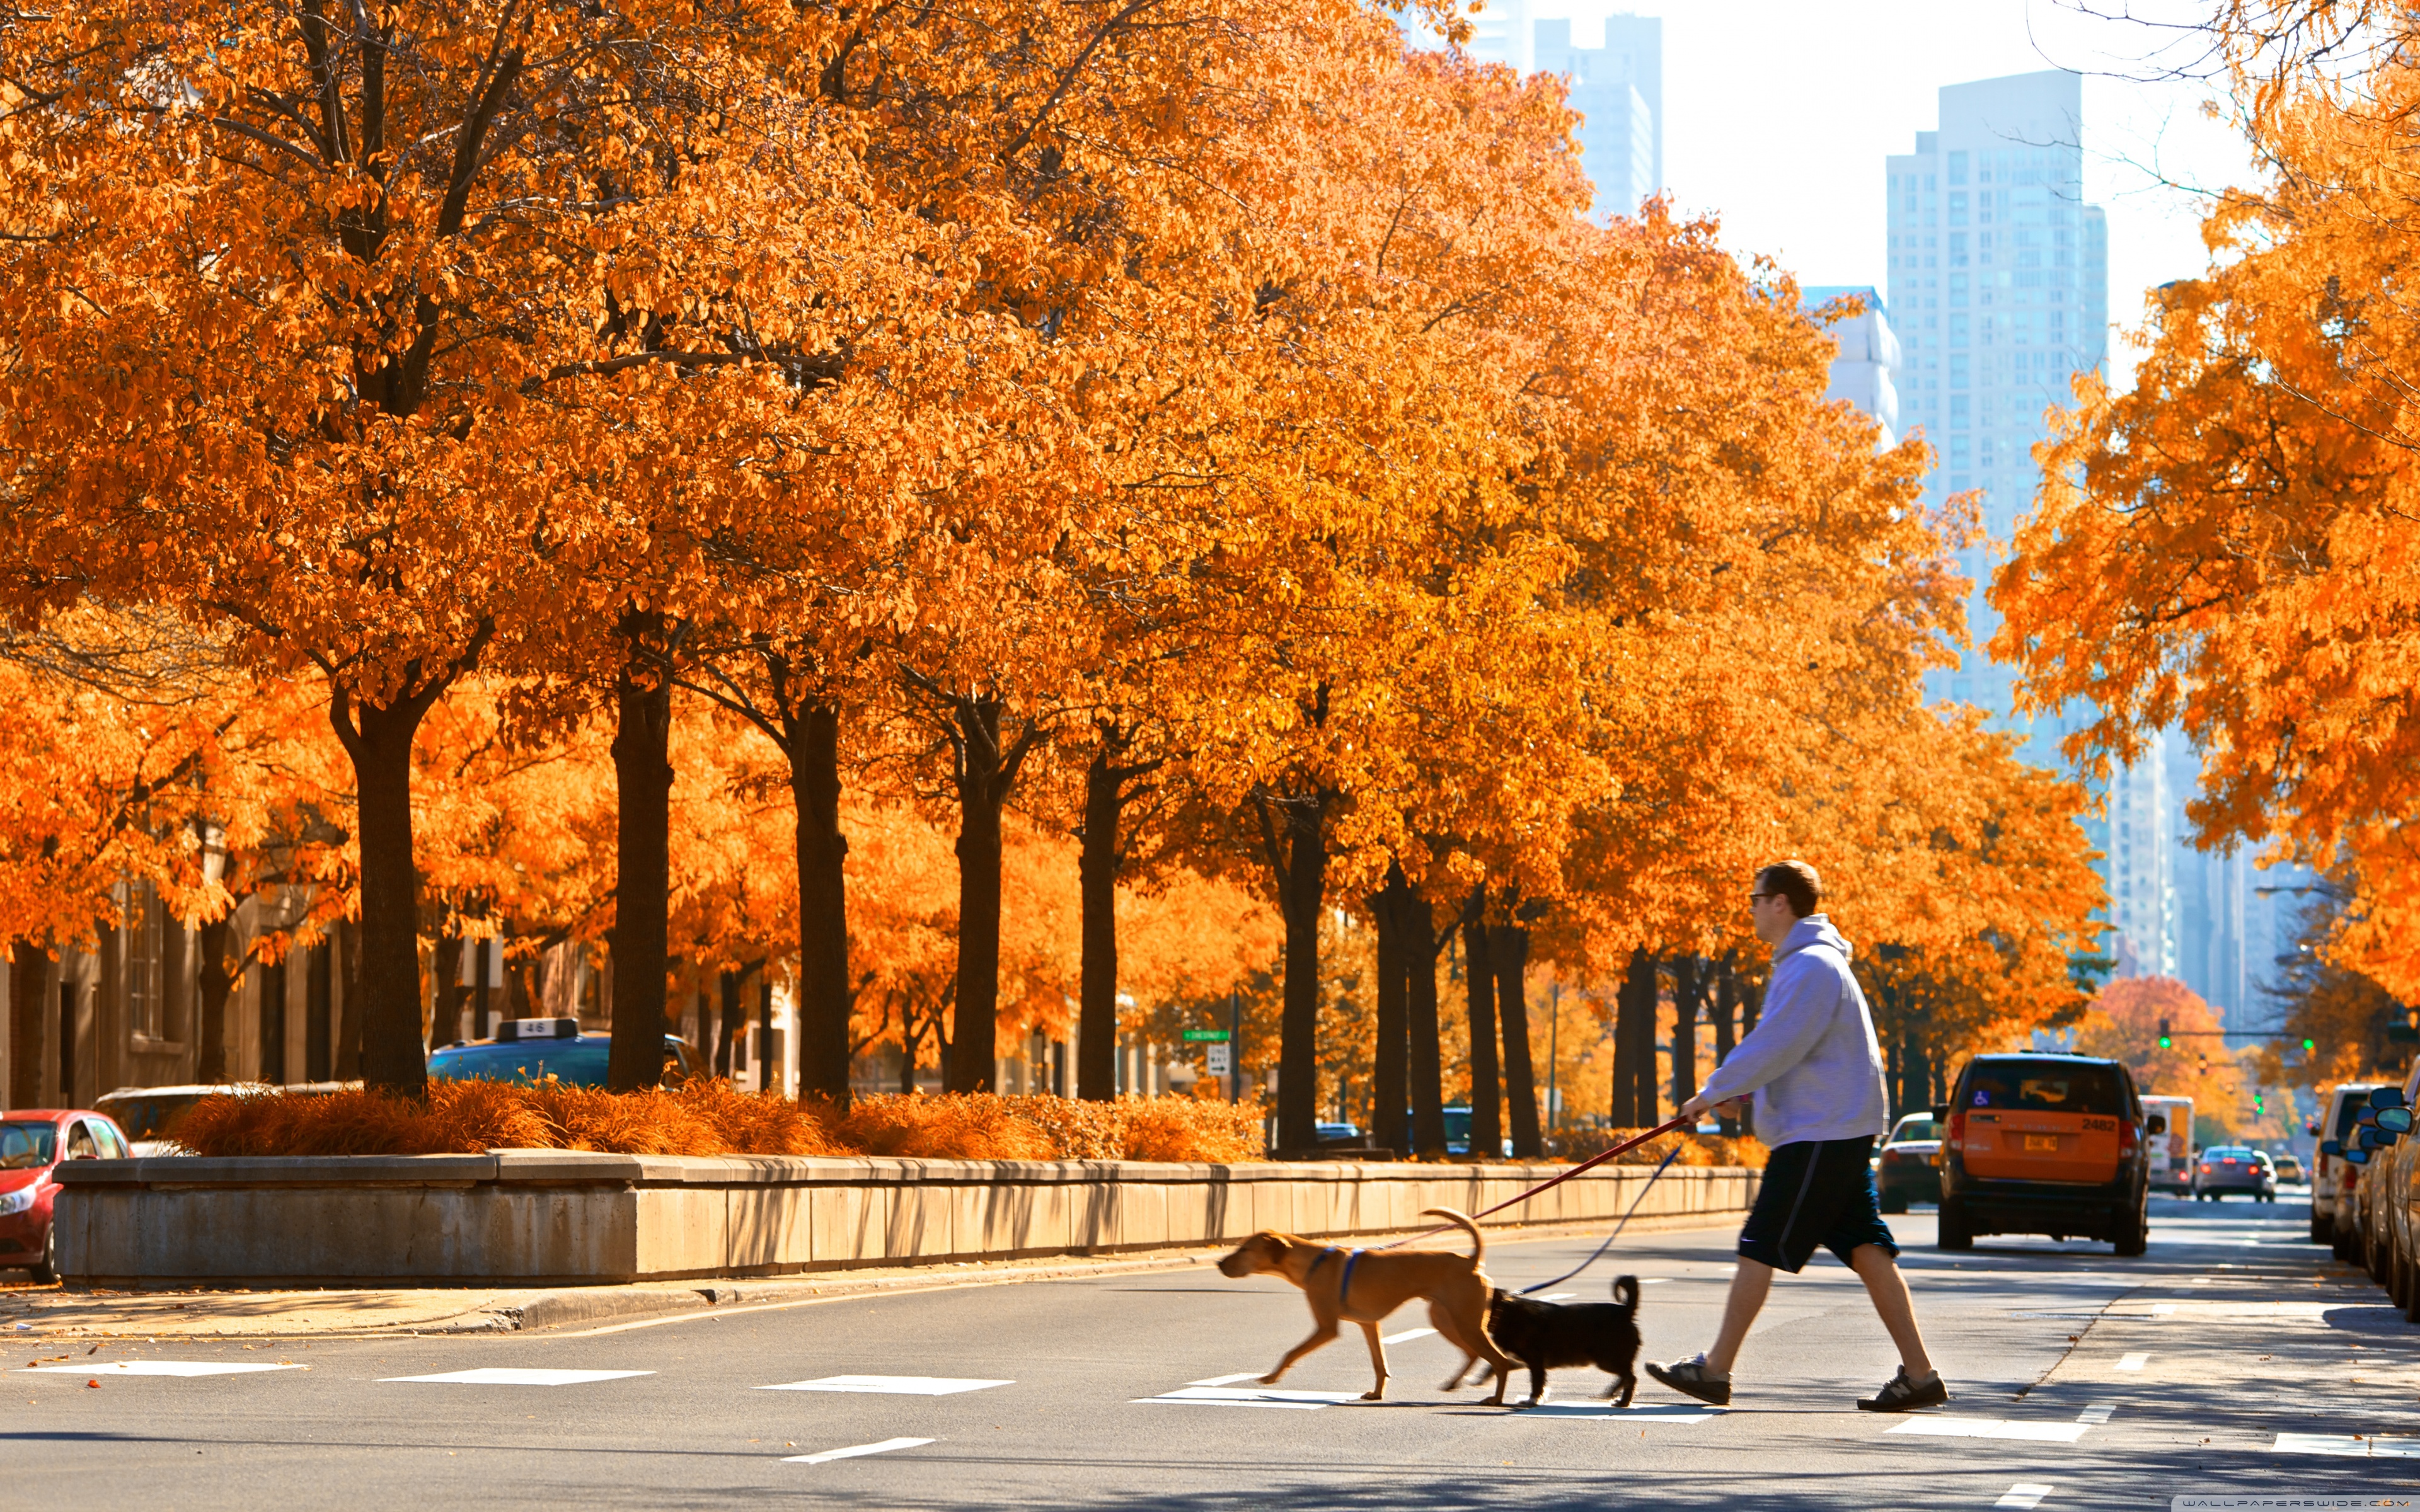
[
  {"xmin": 0, "ymin": 0, "xmax": 2106, "ymax": 1148},
  {"xmin": 1995, "ymin": 0, "xmax": 2420, "ymax": 1076}
]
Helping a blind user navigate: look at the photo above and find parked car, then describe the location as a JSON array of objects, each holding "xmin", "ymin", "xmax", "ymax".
[
  {"xmin": 429, "ymin": 1017, "xmax": 701, "ymax": 1088},
  {"xmin": 2273, "ymin": 1152, "xmax": 2306, "ymax": 1184},
  {"xmin": 1314, "ymin": 1122, "xmax": 1362, "ymax": 1143},
  {"xmin": 2193, "ymin": 1146, "xmax": 2278, "ymax": 1202},
  {"xmin": 1439, "ymin": 1106, "xmax": 1513, "ymax": 1159},
  {"xmin": 91, "ymin": 1082, "xmax": 359, "ymax": 1157},
  {"xmin": 2336, "ymin": 1078, "xmax": 2417, "ymax": 1315},
  {"xmin": 2312, "ymin": 1082, "xmax": 2389, "ymax": 1255},
  {"xmin": 1873, "ymin": 1111, "xmax": 1942, "ymax": 1213},
  {"xmin": 1934, "ymin": 1052, "xmax": 2151, "ymax": 1256},
  {"xmin": 0, "ymin": 1109, "xmax": 134, "ymax": 1283}
]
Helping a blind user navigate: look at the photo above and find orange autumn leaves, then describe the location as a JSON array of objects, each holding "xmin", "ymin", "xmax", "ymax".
[
  {"xmin": 1993, "ymin": 2, "xmax": 2420, "ymax": 1002},
  {"xmin": 0, "ymin": 0, "xmax": 2106, "ymax": 1092}
]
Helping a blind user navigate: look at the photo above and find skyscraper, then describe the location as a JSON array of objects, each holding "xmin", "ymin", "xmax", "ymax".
[
  {"xmin": 1800, "ymin": 285, "xmax": 1901, "ymax": 449},
  {"xmin": 1889, "ymin": 70, "xmax": 2106, "ymax": 755},
  {"xmin": 1415, "ymin": 6, "xmax": 1662, "ymax": 217}
]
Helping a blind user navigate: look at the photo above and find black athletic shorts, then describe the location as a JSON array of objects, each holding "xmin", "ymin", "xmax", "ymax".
[{"xmin": 1736, "ymin": 1136, "xmax": 1899, "ymax": 1274}]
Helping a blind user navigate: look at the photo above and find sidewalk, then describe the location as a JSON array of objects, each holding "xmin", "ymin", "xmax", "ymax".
[{"xmin": 0, "ymin": 1211, "xmax": 1706, "ymax": 1340}]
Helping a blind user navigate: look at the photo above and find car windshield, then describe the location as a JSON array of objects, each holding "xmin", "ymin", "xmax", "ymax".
[
  {"xmin": 2208, "ymin": 1148, "xmax": 2258, "ymax": 1161},
  {"xmin": 0, "ymin": 1122, "xmax": 57, "ymax": 1169},
  {"xmin": 1963, "ymin": 1061, "xmax": 2124, "ymax": 1116},
  {"xmin": 1889, "ymin": 1117, "xmax": 1941, "ymax": 1142}
]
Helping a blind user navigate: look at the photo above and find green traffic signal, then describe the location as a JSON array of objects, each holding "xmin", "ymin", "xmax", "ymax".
[
  {"xmin": 2158, "ymin": 1035, "xmax": 2172, "ymax": 1049},
  {"xmin": 2304, "ymin": 1038, "xmax": 2317, "ymax": 1051}
]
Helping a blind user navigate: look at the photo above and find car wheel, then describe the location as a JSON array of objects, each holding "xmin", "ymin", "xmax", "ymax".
[
  {"xmin": 2334, "ymin": 1223, "xmax": 2358, "ymax": 1263},
  {"xmin": 28, "ymin": 1223, "xmax": 56, "ymax": 1286},
  {"xmin": 2114, "ymin": 1206, "xmax": 2148, "ymax": 1257},
  {"xmin": 1937, "ymin": 1199, "xmax": 1974, "ymax": 1252},
  {"xmin": 2312, "ymin": 1206, "xmax": 2331, "ymax": 1244}
]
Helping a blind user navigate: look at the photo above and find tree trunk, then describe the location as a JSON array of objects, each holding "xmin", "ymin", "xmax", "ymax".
[
  {"xmin": 1076, "ymin": 748, "xmax": 1123, "ymax": 1102},
  {"xmin": 788, "ymin": 700, "xmax": 853, "ymax": 1104},
  {"xmin": 258, "ymin": 956, "xmax": 287, "ymax": 1085},
  {"xmin": 1738, "ymin": 974, "xmax": 1764, "ymax": 1135},
  {"xmin": 608, "ymin": 628, "xmax": 676, "ymax": 1092},
  {"xmin": 1492, "ymin": 922, "xmax": 1541, "ymax": 1159},
  {"xmin": 1671, "ymin": 954, "xmax": 1702, "ymax": 1111},
  {"xmin": 1712, "ymin": 956, "xmax": 1739, "ymax": 1137},
  {"xmin": 334, "ymin": 920, "xmax": 364, "ymax": 1078},
  {"xmin": 946, "ymin": 698, "xmax": 1013, "ymax": 1096},
  {"xmin": 336, "ymin": 692, "xmax": 439, "ymax": 1097},
  {"xmin": 1613, "ymin": 948, "xmax": 1656, "ymax": 1126},
  {"xmin": 1405, "ymin": 895, "xmax": 1449, "ymax": 1157},
  {"xmin": 306, "ymin": 939, "xmax": 334, "ymax": 1082},
  {"xmin": 1371, "ymin": 862, "xmax": 1412, "ymax": 1155},
  {"xmin": 1634, "ymin": 954, "xmax": 1661, "ymax": 1126},
  {"xmin": 433, "ymin": 932, "xmax": 468, "ymax": 1050},
  {"xmin": 9, "ymin": 940, "xmax": 45, "ymax": 1106},
  {"xmin": 196, "ymin": 919, "xmax": 231, "ymax": 1082},
  {"xmin": 1461, "ymin": 896, "xmax": 1500, "ymax": 1159},
  {"xmin": 1266, "ymin": 789, "xmax": 1330, "ymax": 1154},
  {"xmin": 756, "ymin": 973, "xmax": 776, "ymax": 1093}
]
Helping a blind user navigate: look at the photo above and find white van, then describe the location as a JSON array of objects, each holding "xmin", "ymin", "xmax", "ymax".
[
  {"xmin": 2313, "ymin": 1082, "xmax": 2389, "ymax": 1252},
  {"xmin": 2141, "ymin": 1096, "xmax": 2193, "ymax": 1194}
]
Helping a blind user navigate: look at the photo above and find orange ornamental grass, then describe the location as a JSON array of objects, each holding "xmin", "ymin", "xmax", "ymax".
[{"xmin": 170, "ymin": 1086, "xmax": 1267, "ymax": 1162}]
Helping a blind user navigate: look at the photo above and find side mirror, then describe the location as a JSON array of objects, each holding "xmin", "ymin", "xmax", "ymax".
[
  {"xmin": 1930, "ymin": 1104, "xmax": 1949, "ymax": 1123},
  {"xmin": 2373, "ymin": 1087, "xmax": 2411, "ymax": 1111},
  {"xmin": 2145, "ymin": 1114, "xmax": 2167, "ymax": 1135},
  {"xmin": 2322, "ymin": 1139, "xmax": 2345, "ymax": 1157},
  {"xmin": 2382, "ymin": 1108, "xmax": 2416, "ymax": 1135}
]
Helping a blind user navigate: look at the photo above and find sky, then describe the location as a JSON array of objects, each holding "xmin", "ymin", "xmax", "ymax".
[{"xmin": 1512, "ymin": 0, "xmax": 2257, "ymax": 389}]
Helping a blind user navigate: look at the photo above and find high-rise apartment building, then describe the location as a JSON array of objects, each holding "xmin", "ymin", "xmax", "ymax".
[
  {"xmin": 1889, "ymin": 70, "xmax": 2106, "ymax": 758},
  {"xmin": 1800, "ymin": 285, "xmax": 1901, "ymax": 449},
  {"xmin": 1413, "ymin": 6, "xmax": 1662, "ymax": 217}
]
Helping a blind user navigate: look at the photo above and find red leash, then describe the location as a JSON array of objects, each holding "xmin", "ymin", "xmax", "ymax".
[{"xmin": 1371, "ymin": 1113, "xmax": 1697, "ymax": 1251}]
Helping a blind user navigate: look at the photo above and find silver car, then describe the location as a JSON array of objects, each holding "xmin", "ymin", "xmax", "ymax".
[{"xmin": 2193, "ymin": 1146, "xmax": 2277, "ymax": 1202}]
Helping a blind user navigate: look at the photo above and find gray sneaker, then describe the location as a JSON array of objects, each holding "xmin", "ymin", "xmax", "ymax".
[{"xmin": 1644, "ymin": 1353, "xmax": 1732, "ymax": 1407}]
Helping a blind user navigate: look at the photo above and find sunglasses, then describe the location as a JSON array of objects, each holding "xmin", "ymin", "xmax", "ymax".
[{"xmin": 1747, "ymin": 891, "xmax": 1780, "ymax": 902}]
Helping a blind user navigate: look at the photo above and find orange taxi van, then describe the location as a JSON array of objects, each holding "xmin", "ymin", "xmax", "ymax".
[{"xmin": 1933, "ymin": 1053, "xmax": 2153, "ymax": 1256}]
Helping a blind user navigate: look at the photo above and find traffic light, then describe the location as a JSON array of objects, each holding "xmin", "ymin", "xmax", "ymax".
[
  {"xmin": 2158, "ymin": 1019, "xmax": 2172, "ymax": 1050},
  {"xmin": 2305, "ymin": 1038, "xmax": 2317, "ymax": 1052},
  {"xmin": 2254, "ymin": 1091, "xmax": 2265, "ymax": 1114},
  {"xmin": 2198, "ymin": 1051, "xmax": 2210, "ymax": 1077}
]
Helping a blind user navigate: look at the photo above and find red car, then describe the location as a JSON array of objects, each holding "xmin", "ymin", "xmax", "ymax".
[{"xmin": 1, "ymin": 1109, "xmax": 133, "ymax": 1283}]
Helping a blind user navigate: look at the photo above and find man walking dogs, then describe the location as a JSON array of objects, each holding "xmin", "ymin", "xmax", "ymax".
[{"xmin": 1644, "ymin": 861, "xmax": 1947, "ymax": 1412}]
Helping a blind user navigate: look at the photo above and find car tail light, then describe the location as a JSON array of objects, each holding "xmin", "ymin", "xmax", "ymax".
[
  {"xmin": 2119, "ymin": 1119, "xmax": 2140, "ymax": 1153},
  {"xmin": 1947, "ymin": 1110, "xmax": 1967, "ymax": 1152},
  {"xmin": 2199, "ymin": 1163, "xmax": 2213, "ymax": 1174}
]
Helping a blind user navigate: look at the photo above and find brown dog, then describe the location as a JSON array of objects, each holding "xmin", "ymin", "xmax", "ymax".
[{"xmin": 1216, "ymin": 1206, "xmax": 1514, "ymax": 1402}]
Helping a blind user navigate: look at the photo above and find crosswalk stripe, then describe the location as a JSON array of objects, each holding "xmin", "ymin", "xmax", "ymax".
[
  {"xmin": 758, "ymin": 1375, "xmax": 1009, "ymax": 1396},
  {"xmin": 1887, "ymin": 1418, "xmax": 2090, "ymax": 1443},
  {"xmin": 782, "ymin": 1436, "xmax": 933, "ymax": 1465},
  {"xmin": 2115, "ymin": 1353, "xmax": 2148, "ymax": 1372},
  {"xmin": 19, "ymin": 1361, "xmax": 301, "ymax": 1377},
  {"xmin": 1996, "ymin": 1484, "xmax": 2054, "ymax": 1508},
  {"xmin": 2274, "ymin": 1433, "xmax": 2420, "ymax": 1458},
  {"xmin": 380, "ymin": 1368, "xmax": 652, "ymax": 1386},
  {"xmin": 1380, "ymin": 1327, "xmax": 1436, "ymax": 1344}
]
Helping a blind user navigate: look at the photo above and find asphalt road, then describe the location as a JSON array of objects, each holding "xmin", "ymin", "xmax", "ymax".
[{"xmin": 9, "ymin": 1189, "xmax": 2414, "ymax": 1510}]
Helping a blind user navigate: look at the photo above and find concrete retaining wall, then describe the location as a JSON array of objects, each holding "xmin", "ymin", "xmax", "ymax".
[{"xmin": 53, "ymin": 1152, "xmax": 1760, "ymax": 1286}]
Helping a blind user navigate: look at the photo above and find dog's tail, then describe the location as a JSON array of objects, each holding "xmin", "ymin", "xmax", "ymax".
[
  {"xmin": 1611, "ymin": 1274, "xmax": 1640, "ymax": 1312},
  {"xmin": 1419, "ymin": 1207, "xmax": 1485, "ymax": 1267}
]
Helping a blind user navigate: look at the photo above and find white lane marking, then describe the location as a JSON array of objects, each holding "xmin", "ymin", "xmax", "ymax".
[
  {"xmin": 20, "ymin": 1361, "xmax": 302, "ymax": 1377},
  {"xmin": 381, "ymin": 1368, "xmax": 653, "ymax": 1386},
  {"xmin": 1135, "ymin": 1385, "xmax": 1360, "ymax": 1410},
  {"xmin": 1887, "ymin": 1418, "xmax": 2090, "ymax": 1443},
  {"xmin": 1531, "ymin": 1293, "xmax": 1577, "ymax": 1302},
  {"xmin": 1639, "ymin": 1278, "xmax": 1671, "ymax": 1285},
  {"xmin": 1380, "ymin": 1328, "xmax": 1436, "ymax": 1345},
  {"xmin": 2188, "ymin": 1275, "xmax": 2211, "ymax": 1284},
  {"xmin": 782, "ymin": 1436, "xmax": 933, "ymax": 1466},
  {"xmin": 759, "ymin": 1375, "xmax": 1010, "ymax": 1396},
  {"xmin": 1518, "ymin": 1402, "xmax": 1719, "ymax": 1423},
  {"xmin": 2077, "ymin": 1403, "xmax": 2114, "ymax": 1424},
  {"xmin": 2116, "ymin": 1353, "xmax": 2148, "ymax": 1372},
  {"xmin": 1186, "ymin": 1372, "xmax": 1265, "ymax": 1387},
  {"xmin": 1997, "ymin": 1484, "xmax": 2054, "ymax": 1509},
  {"xmin": 2274, "ymin": 1433, "xmax": 2420, "ymax": 1458}
]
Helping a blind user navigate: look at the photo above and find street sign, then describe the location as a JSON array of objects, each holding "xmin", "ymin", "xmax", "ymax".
[
  {"xmin": 1206, "ymin": 1043, "xmax": 1231, "ymax": 1075},
  {"xmin": 1182, "ymin": 1029, "xmax": 1230, "ymax": 1043}
]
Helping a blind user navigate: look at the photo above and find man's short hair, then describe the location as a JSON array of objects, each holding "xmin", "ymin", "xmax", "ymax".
[{"xmin": 1756, "ymin": 860, "xmax": 1822, "ymax": 920}]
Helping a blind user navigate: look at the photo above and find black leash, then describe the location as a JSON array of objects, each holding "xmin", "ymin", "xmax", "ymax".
[{"xmin": 1516, "ymin": 1145, "xmax": 1684, "ymax": 1297}]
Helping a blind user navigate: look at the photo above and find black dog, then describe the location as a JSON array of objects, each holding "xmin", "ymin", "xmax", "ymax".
[{"xmin": 1482, "ymin": 1275, "xmax": 1642, "ymax": 1408}]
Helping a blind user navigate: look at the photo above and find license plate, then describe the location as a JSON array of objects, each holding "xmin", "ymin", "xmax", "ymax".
[{"xmin": 2024, "ymin": 1135, "xmax": 2060, "ymax": 1152}]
